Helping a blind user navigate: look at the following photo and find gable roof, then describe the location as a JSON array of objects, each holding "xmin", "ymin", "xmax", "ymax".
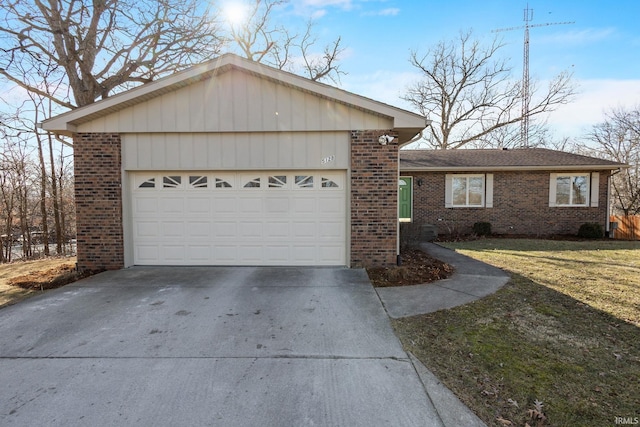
[
  {"xmin": 41, "ymin": 53, "xmax": 427, "ymax": 142},
  {"xmin": 400, "ymin": 148, "xmax": 627, "ymax": 171}
]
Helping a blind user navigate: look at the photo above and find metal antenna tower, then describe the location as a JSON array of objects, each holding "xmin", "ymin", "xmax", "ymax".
[{"xmin": 493, "ymin": 3, "xmax": 573, "ymax": 147}]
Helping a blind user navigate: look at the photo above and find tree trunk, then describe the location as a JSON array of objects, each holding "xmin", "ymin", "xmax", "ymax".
[
  {"xmin": 36, "ymin": 132, "xmax": 50, "ymax": 256},
  {"xmin": 48, "ymin": 133, "xmax": 63, "ymax": 254}
]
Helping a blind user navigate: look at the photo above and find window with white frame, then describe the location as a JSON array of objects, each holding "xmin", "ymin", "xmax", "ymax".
[
  {"xmin": 549, "ymin": 173, "xmax": 598, "ymax": 207},
  {"xmin": 445, "ymin": 174, "xmax": 493, "ymax": 208}
]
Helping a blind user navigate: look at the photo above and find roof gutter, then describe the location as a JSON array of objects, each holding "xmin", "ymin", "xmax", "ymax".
[
  {"xmin": 400, "ymin": 164, "xmax": 629, "ymax": 172},
  {"xmin": 398, "ymin": 119, "xmax": 431, "ymax": 148}
]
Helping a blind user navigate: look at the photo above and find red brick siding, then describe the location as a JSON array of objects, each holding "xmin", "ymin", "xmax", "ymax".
[
  {"xmin": 410, "ymin": 170, "xmax": 610, "ymax": 236},
  {"xmin": 350, "ymin": 130, "xmax": 399, "ymax": 267},
  {"xmin": 74, "ymin": 133, "xmax": 124, "ymax": 272}
]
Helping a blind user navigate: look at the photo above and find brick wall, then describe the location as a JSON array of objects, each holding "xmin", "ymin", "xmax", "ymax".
[
  {"xmin": 410, "ymin": 170, "xmax": 610, "ymax": 236},
  {"xmin": 350, "ymin": 130, "xmax": 399, "ymax": 267},
  {"xmin": 73, "ymin": 133, "xmax": 124, "ymax": 272}
]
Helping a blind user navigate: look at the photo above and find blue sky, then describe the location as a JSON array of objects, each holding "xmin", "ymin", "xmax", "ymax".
[{"xmin": 274, "ymin": 0, "xmax": 640, "ymax": 141}]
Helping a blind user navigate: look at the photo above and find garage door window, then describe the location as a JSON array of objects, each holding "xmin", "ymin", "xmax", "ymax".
[
  {"xmin": 243, "ymin": 177, "xmax": 261, "ymax": 188},
  {"xmin": 268, "ymin": 175, "xmax": 287, "ymax": 188},
  {"xmin": 322, "ymin": 177, "xmax": 339, "ymax": 188},
  {"xmin": 295, "ymin": 175, "xmax": 314, "ymax": 188},
  {"xmin": 163, "ymin": 176, "xmax": 181, "ymax": 188},
  {"xmin": 189, "ymin": 176, "xmax": 208, "ymax": 188},
  {"xmin": 215, "ymin": 177, "xmax": 232, "ymax": 188},
  {"xmin": 139, "ymin": 177, "xmax": 156, "ymax": 188}
]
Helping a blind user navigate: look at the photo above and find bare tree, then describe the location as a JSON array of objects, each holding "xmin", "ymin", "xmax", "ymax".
[
  {"xmin": 0, "ymin": 0, "xmax": 222, "ymax": 109},
  {"xmin": 220, "ymin": 0, "xmax": 345, "ymax": 84},
  {"xmin": 403, "ymin": 30, "xmax": 576, "ymax": 150},
  {"xmin": 584, "ymin": 107, "xmax": 640, "ymax": 215}
]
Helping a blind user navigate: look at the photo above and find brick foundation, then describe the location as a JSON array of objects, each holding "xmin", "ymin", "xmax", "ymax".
[
  {"xmin": 350, "ymin": 130, "xmax": 399, "ymax": 267},
  {"xmin": 409, "ymin": 170, "xmax": 610, "ymax": 236},
  {"xmin": 73, "ymin": 133, "xmax": 124, "ymax": 272}
]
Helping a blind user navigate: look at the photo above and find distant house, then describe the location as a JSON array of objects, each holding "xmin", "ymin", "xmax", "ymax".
[{"xmin": 398, "ymin": 148, "xmax": 626, "ymax": 237}]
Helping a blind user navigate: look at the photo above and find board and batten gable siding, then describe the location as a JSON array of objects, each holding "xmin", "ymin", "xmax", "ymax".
[
  {"xmin": 122, "ymin": 132, "xmax": 349, "ymax": 170},
  {"xmin": 75, "ymin": 70, "xmax": 393, "ymax": 134}
]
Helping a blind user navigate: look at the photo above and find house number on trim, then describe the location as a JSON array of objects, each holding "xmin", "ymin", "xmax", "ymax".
[{"xmin": 321, "ymin": 155, "xmax": 335, "ymax": 164}]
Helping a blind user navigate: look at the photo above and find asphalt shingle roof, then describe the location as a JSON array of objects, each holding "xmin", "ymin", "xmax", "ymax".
[{"xmin": 400, "ymin": 148, "xmax": 626, "ymax": 171}]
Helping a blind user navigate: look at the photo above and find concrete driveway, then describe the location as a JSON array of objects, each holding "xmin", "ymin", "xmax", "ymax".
[{"xmin": 0, "ymin": 267, "xmax": 444, "ymax": 426}]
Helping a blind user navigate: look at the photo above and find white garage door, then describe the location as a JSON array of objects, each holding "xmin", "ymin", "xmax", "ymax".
[{"xmin": 130, "ymin": 171, "xmax": 347, "ymax": 266}]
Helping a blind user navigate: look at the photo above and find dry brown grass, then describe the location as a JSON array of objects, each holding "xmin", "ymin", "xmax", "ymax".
[{"xmin": 0, "ymin": 257, "xmax": 77, "ymax": 308}]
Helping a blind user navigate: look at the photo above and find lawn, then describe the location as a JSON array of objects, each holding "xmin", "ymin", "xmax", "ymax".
[
  {"xmin": 0, "ymin": 257, "xmax": 77, "ymax": 308},
  {"xmin": 392, "ymin": 239, "xmax": 639, "ymax": 427}
]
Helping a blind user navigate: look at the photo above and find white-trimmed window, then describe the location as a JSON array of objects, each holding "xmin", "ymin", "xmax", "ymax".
[
  {"xmin": 549, "ymin": 173, "xmax": 599, "ymax": 207},
  {"xmin": 445, "ymin": 174, "xmax": 493, "ymax": 208}
]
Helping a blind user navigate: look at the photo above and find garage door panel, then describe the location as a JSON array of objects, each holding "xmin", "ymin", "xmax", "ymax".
[
  {"xmin": 213, "ymin": 197, "xmax": 238, "ymax": 214},
  {"xmin": 136, "ymin": 221, "xmax": 159, "ymax": 237},
  {"xmin": 186, "ymin": 245, "xmax": 211, "ymax": 262},
  {"xmin": 242, "ymin": 246, "xmax": 264, "ymax": 262},
  {"xmin": 238, "ymin": 222, "xmax": 262, "ymax": 238},
  {"xmin": 264, "ymin": 245, "xmax": 289, "ymax": 262},
  {"xmin": 136, "ymin": 245, "xmax": 159, "ymax": 262},
  {"xmin": 163, "ymin": 245, "xmax": 186, "ymax": 262},
  {"xmin": 292, "ymin": 198, "xmax": 316, "ymax": 214},
  {"xmin": 131, "ymin": 171, "xmax": 346, "ymax": 266},
  {"xmin": 214, "ymin": 221, "xmax": 238, "ymax": 238},
  {"xmin": 292, "ymin": 246, "xmax": 315, "ymax": 263},
  {"xmin": 239, "ymin": 197, "xmax": 262, "ymax": 213},
  {"xmin": 319, "ymin": 221, "xmax": 344, "ymax": 238},
  {"xmin": 134, "ymin": 197, "xmax": 159, "ymax": 214},
  {"xmin": 319, "ymin": 197, "xmax": 345, "ymax": 214},
  {"xmin": 186, "ymin": 222, "xmax": 211, "ymax": 238},
  {"xmin": 265, "ymin": 222, "xmax": 289, "ymax": 238},
  {"xmin": 187, "ymin": 198, "xmax": 211, "ymax": 214},
  {"xmin": 292, "ymin": 221, "xmax": 316, "ymax": 238},
  {"xmin": 161, "ymin": 221, "xmax": 184, "ymax": 237},
  {"xmin": 319, "ymin": 246, "xmax": 345, "ymax": 263},
  {"xmin": 214, "ymin": 245, "xmax": 238, "ymax": 262},
  {"xmin": 265, "ymin": 198, "xmax": 289, "ymax": 213},
  {"xmin": 159, "ymin": 197, "xmax": 184, "ymax": 214}
]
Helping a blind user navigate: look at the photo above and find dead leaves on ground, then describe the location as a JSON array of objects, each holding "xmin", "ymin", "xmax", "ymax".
[
  {"xmin": 7, "ymin": 263, "xmax": 83, "ymax": 291},
  {"xmin": 497, "ymin": 399, "xmax": 548, "ymax": 427},
  {"xmin": 366, "ymin": 248, "xmax": 454, "ymax": 287}
]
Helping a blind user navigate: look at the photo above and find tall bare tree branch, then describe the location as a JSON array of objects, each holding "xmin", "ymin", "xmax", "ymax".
[
  {"xmin": 583, "ymin": 106, "xmax": 640, "ymax": 215},
  {"xmin": 220, "ymin": 0, "xmax": 345, "ymax": 83},
  {"xmin": 0, "ymin": 0, "xmax": 223, "ymax": 109},
  {"xmin": 403, "ymin": 30, "xmax": 577, "ymax": 149}
]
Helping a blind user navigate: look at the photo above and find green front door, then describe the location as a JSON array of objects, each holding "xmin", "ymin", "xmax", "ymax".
[{"xmin": 399, "ymin": 177, "xmax": 412, "ymax": 222}]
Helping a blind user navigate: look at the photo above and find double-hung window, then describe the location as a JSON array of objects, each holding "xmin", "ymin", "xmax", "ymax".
[
  {"xmin": 549, "ymin": 173, "xmax": 599, "ymax": 207},
  {"xmin": 445, "ymin": 174, "xmax": 493, "ymax": 208}
]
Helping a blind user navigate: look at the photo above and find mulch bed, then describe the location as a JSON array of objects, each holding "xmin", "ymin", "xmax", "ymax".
[{"xmin": 367, "ymin": 248, "xmax": 454, "ymax": 287}]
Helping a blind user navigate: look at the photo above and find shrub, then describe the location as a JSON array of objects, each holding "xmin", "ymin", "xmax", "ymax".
[
  {"xmin": 577, "ymin": 222, "xmax": 604, "ymax": 239},
  {"xmin": 472, "ymin": 222, "xmax": 492, "ymax": 236}
]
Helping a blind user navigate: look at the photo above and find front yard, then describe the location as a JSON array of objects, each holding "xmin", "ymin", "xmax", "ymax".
[
  {"xmin": 2, "ymin": 240, "xmax": 638, "ymax": 426},
  {"xmin": 0, "ymin": 257, "xmax": 77, "ymax": 308},
  {"xmin": 393, "ymin": 239, "xmax": 639, "ymax": 427}
]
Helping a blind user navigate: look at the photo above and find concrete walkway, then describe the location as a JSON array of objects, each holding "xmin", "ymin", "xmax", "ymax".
[
  {"xmin": 375, "ymin": 242, "xmax": 511, "ymax": 427},
  {"xmin": 377, "ymin": 242, "xmax": 510, "ymax": 319}
]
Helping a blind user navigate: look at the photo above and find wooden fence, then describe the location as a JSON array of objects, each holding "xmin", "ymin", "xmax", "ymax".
[{"xmin": 610, "ymin": 215, "xmax": 640, "ymax": 240}]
